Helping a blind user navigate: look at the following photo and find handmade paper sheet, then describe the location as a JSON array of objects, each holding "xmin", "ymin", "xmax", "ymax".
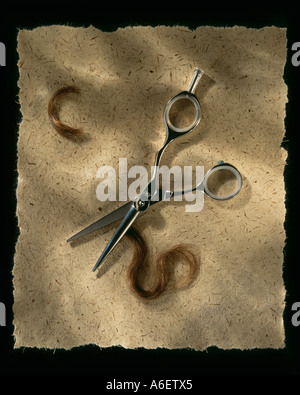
[{"xmin": 14, "ymin": 25, "xmax": 287, "ymax": 349}]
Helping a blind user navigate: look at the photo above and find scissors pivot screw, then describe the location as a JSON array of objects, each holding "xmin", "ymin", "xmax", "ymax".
[{"xmin": 135, "ymin": 198, "xmax": 149, "ymax": 211}]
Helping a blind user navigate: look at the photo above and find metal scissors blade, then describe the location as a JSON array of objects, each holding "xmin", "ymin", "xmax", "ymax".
[
  {"xmin": 67, "ymin": 201, "xmax": 133, "ymax": 242},
  {"xmin": 92, "ymin": 202, "xmax": 141, "ymax": 272}
]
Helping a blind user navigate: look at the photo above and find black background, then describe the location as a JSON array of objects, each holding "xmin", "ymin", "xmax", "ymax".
[{"xmin": 0, "ymin": 3, "xmax": 299, "ymax": 381}]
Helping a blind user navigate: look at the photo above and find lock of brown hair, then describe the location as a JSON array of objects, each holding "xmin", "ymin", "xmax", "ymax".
[
  {"xmin": 126, "ymin": 227, "xmax": 199, "ymax": 300},
  {"xmin": 48, "ymin": 86, "xmax": 83, "ymax": 140}
]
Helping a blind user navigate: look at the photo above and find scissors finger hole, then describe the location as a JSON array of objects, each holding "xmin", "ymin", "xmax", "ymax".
[
  {"xmin": 204, "ymin": 165, "xmax": 242, "ymax": 201},
  {"xmin": 166, "ymin": 95, "xmax": 200, "ymax": 133}
]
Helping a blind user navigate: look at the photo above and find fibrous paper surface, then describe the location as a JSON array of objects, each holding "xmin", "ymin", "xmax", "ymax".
[{"xmin": 14, "ymin": 25, "xmax": 287, "ymax": 350}]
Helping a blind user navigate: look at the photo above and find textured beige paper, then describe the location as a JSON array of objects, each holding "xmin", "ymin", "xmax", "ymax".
[{"xmin": 14, "ymin": 25, "xmax": 287, "ymax": 350}]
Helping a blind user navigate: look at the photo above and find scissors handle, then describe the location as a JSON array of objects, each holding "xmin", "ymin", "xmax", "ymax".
[
  {"xmin": 145, "ymin": 69, "xmax": 204, "ymax": 203},
  {"xmin": 169, "ymin": 162, "xmax": 243, "ymax": 202}
]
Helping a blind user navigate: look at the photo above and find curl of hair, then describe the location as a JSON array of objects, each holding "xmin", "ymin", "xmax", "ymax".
[
  {"xmin": 126, "ymin": 227, "xmax": 199, "ymax": 300},
  {"xmin": 48, "ymin": 86, "xmax": 83, "ymax": 140}
]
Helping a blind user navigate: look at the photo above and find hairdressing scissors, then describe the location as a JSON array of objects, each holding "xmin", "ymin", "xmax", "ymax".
[{"xmin": 67, "ymin": 68, "xmax": 242, "ymax": 271}]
